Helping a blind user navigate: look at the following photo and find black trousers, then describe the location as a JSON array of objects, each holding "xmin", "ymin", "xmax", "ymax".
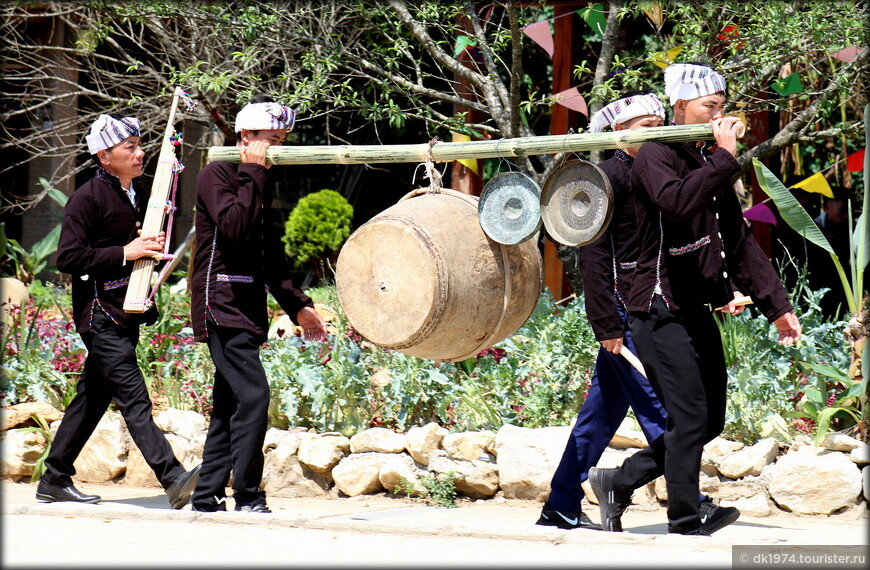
[
  {"xmin": 618, "ymin": 295, "xmax": 727, "ymax": 533},
  {"xmin": 42, "ymin": 311, "xmax": 184, "ymax": 489},
  {"xmin": 192, "ymin": 325, "xmax": 270, "ymax": 509}
]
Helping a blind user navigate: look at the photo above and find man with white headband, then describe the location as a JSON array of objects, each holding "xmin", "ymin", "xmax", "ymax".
[
  {"xmin": 39, "ymin": 113, "xmax": 201, "ymax": 509},
  {"xmin": 590, "ymin": 63, "xmax": 801, "ymax": 536},
  {"xmin": 190, "ymin": 95, "xmax": 328, "ymax": 513},
  {"xmin": 539, "ymin": 90, "xmax": 737, "ymax": 534}
]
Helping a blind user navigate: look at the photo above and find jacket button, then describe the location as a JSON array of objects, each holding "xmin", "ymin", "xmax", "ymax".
[{"xmin": 135, "ymin": 221, "xmax": 141, "ymax": 227}]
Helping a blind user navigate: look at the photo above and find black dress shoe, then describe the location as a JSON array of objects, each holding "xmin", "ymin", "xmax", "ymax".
[
  {"xmin": 36, "ymin": 481, "xmax": 101, "ymax": 504},
  {"xmin": 165, "ymin": 464, "xmax": 202, "ymax": 510},
  {"xmin": 235, "ymin": 502, "xmax": 272, "ymax": 513}
]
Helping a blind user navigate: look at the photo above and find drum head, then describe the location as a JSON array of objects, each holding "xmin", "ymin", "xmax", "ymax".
[
  {"xmin": 478, "ymin": 171, "xmax": 543, "ymax": 245},
  {"xmin": 540, "ymin": 160, "xmax": 613, "ymax": 246}
]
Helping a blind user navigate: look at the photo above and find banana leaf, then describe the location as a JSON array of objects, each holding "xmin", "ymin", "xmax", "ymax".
[{"xmin": 752, "ymin": 157, "xmax": 856, "ymax": 313}]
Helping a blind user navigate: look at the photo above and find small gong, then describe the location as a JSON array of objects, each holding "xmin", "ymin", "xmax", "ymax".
[
  {"xmin": 478, "ymin": 171, "xmax": 543, "ymax": 245},
  {"xmin": 540, "ymin": 159, "xmax": 614, "ymax": 247}
]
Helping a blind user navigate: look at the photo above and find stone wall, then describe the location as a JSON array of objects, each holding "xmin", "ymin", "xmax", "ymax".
[{"xmin": 2, "ymin": 404, "xmax": 868, "ymax": 516}]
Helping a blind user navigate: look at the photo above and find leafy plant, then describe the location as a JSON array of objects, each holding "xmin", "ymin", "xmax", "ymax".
[
  {"xmin": 13, "ymin": 412, "xmax": 53, "ymax": 483},
  {"xmin": 0, "ymin": 179, "xmax": 67, "ymax": 283},
  {"xmin": 282, "ymin": 189, "xmax": 353, "ymax": 272},
  {"xmin": 395, "ymin": 471, "xmax": 458, "ymax": 509},
  {"xmin": 753, "ymin": 158, "xmax": 864, "ymax": 315}
]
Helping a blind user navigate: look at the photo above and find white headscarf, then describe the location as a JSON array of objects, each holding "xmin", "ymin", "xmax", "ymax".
[
  {"xmin": 588, "ymin": 92, "xmax": 665, "ymax": 133},
  {"xmin": 664, "ymin": 63, "xmax": 727, "ymax": 106},
  {"xmin": 85, "ymin": 114, "xmax": 141, "ymax": 155},
  {"xmin": 234, "ymin": 102, "xmax": 296, "ymax": 133}
]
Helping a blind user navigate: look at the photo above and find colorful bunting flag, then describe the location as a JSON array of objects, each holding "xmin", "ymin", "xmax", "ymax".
[
  {"xmin": 771, "ymin": 73, "xmax": 803, "ymax": 96},
  {"xmin": 643, "ymin": 3, "xmax": 663, "ymax": 28},
  {"xmin": 650, "ymin": 46, "xmax": 682, "ymax": 69},
  {"xmin": 830, "ymin": 46, "xmax": 859, "ymax": 63},
  {"xmin": 791, "ymin": 171, "xmax": 834, "ymax": 198},
  {"xmin": 522, "ymin": 21, "xmax": 554, "ymax": 59},
  {"xmin": 846, "ymin": 149, "xmax": 865, "ymax": 172},
  {"xmin": 742, "ymin": 202, "xmax": 777, "ymax": 226},
  {"xmin": 578, "ymin": 3, "xmax": 607, "ymax": 38},
  {"xmin": 553, "ymin": 87, "xmax": 588, "ymax": 116},
  {"xmin": 451, "ymin": 132, "xmax": 480, "ymax": 175},
  {"xmin": 454, "ymin": 35, "xmax": 477, "ymax": 58}
]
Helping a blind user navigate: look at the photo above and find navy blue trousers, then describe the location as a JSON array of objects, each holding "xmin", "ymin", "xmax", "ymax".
[
  {"xmin": 42, "ymin": 311, "xmax": 184, "ymax": 489},
  {"xmin": 546, "ymin": 319, "xmax": 667, "ymax": 513}
]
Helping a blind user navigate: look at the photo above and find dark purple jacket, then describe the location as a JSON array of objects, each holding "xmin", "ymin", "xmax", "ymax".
[
  {"xmin": 628, "ymin": 140, "xmax": 793, "ymax": 322},
  {"xmin": 578, "ymin": 152, "xmax": 638, "ymax": 341},
  {"xmin": 57, "ymin": 168, "xmax": 158, "ymax": 333},
  {"xmin": 190, "ymin": 161, "xmax": 312, "ymax": 343}
]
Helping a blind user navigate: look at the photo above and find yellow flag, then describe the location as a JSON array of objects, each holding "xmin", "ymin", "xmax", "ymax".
[
  {"xmin": 651, "ymin": 46, "xmax": 682, "ymax": 69},
  {"xmin": 791, "ymin": 171, "xmax": 833, "ymax": 198},
  {"xmin": 452, "ymin": 132, "xmax": 479, "ymax": 175}
]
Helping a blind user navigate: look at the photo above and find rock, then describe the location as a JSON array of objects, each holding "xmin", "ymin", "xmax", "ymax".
[
  {"xmin": 758, "ymin": 413, "xmax": 791, "ymax": 444},
  {"xmin": 369, "ymin": 370, "xmax": 392, "ymax": 391},
  {"xmin": 124, "ymin": 432, "xmax": 204, "ymax": 487},
  {"xmin": 427, "ymin": 451, "xmax": 499, "ymax": 499},
  {"xmin": 297, "ymin": 432, "xmax": 350, "ymax": 475},
  {"xmin": 493, "ymin": 424, "xmax": 570, "ymax": 501},
  {"xmin": 717, "ymin": 438, "xmax": 779, "ymax": 479},
  {"xmin": 122, "ymin": 410, "xmax": 205, "ymax": 487},
  {"xmin": 704, "ymin": 437, "xmax": 744, "ymax": 457},
  {"xmin": 699, "ymin": 471, "xmax": 720, "ymax": 494},
  {"xmin": 154, "ymin": 408, "xmax": 208, "ymax": 438},
  {"xmin": 609, "ymin": 417, "xmax": 648, "ymax": 449},
  {"xmin": 0, "ymin": 428, "xmax": 47, "ymax": 481},
  {"xmin": 442, "ymin": 431, "xmax": 496, "ymax": 461},
  {"xmin": 331, "ymin": 452, "xmax": 389, "ymax": 497},
  {"xmin": 350, "ymin": 427, "xmax": 406, "ymax": 454},
  {"xmin": 721, "ymin": 493, "xmax": 775, "ymax": 517},
  {"xmin": 379, "ymin": 453, "xmax": 426, "ymax": 496},
  {"xmin": 822, "ymin": 433, "xmax": 864, "ymax": 452},
  {"xmin": 717, "ymin": 476, "xmax": 768, "ymax": 501},
  {"xmin": 263, "ymin": 430, "xmax": 330, "ymax": 497},
  {"xmin": 863, "ymin": 466, "xmax": 869, "ymax": 503},
  {"xmin": 700, "ymin": 451, "xmax": 719, "ymax": 477},
  {"xmin": 1, "ymin": 402, "xmax": 64, "ymax": 431},
  {"xmin": 851, "ymin": 446, "xmax": 869, "ymax": 465},
  {"xmin": 50, "ymin": 413, "xmax": 128, "ymax": 483},
  {"xmin": 404, "ymin": 422, "xmax": 447, "ymax": 466},
  {"xmin": 0, "ymin": 277, "xmax": 29, "ymax": 325},
  {"xmin": 768, "ymin": 446, "xmax": 863, "ymax": 514}
]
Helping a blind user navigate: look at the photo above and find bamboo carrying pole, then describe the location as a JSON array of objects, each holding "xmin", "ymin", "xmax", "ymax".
[
  {"xmin": 123, "ymin": 88, "xmax": 184, "ymax": 313},
  {"xmin": 207, "ymin": 123, "xmax": 726, "ymax": 166}
]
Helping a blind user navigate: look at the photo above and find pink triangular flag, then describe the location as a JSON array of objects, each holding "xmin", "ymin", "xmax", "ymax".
[
  {"xmin": 830, "ymin": 46, "xmax": 859, "ymax": 62},
  {"xmin": 554, "ymin": 87, "xmax": 588, "ymax": 116},
  {"xmin": 743, "ymin": 202, "xmax": 777, "ymax": 226},
  {"xmin": 523, "ymin": 21, "xmax": 554, "ymax": 59}
]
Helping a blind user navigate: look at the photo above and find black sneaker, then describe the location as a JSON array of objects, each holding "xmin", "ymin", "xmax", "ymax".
[
  {"xmin": 668, "ymin": 527, "xmax": 711, "ymax": 536},
  {"xmin": 235, "ymin": 502, "xmax": 272, "ymax": 513},
  {"xmin": 536, "ymin": 505, "xmax": 602, "ymax": 530},
  {"xmin": 588, "ymin": 467, "xmax": 631, "ymax": 532},
  {"xmin": 698, "ymin": 496, "xmax": 740, "ymax": 534}
]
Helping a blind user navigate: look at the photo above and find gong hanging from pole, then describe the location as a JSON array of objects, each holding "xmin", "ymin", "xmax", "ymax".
[{"xmin": 540, "ymin": 159, "xmax": 614, "ymax": 247}]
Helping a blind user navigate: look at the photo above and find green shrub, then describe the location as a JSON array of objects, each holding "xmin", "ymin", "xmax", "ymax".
[{"xmin": 282, "ymin": 189, "xmax": 353, "ymax": 271}]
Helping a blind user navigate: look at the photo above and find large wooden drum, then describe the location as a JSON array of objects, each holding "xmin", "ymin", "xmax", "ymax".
[{"xmin": 335, "ymin": 188, "xmax": 543, "ymax": 362}]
